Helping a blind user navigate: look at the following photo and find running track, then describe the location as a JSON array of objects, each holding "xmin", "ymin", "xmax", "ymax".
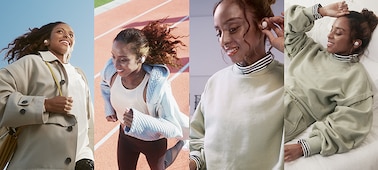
[{"xmin": 94, "ymin": 0, "xmax": 189, "ymax": 169}]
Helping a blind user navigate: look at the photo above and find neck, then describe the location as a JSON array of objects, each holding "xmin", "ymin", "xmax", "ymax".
[
  {"xmin": 238, "ymin": 41, "xmax": 266, "ymax": 67},
  {"xmin": 50, "ymin": 50, "xmax": 69, "ymax": 64},
  {"xmin": 121, "ymin": 66, "xmax": 146, "ymax": 89},
  {"xmin": 238, "ymin": 51, "xmax": 267, "ymax": 67}
]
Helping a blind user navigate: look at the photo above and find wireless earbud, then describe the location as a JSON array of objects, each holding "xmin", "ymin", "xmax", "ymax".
[
  {"xmin": 140, "ymin": 56, "xmax": 146, "ymax": 63},
  {"xmin": 261, "ymin": 21, "xmax": 268, "ymax": 29},
  {"xmin": 354, "ymin": 41, "xmax": 359, "ymax": 46}
]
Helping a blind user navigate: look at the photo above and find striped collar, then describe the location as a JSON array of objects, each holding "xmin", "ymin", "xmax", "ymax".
[
  {"xmin": 332, "ymin": 53, "xmax": 359, "ymax": 63},
  {"xmin": 235, "ymin": 53, "xmax": 274, "ymax": 74}
]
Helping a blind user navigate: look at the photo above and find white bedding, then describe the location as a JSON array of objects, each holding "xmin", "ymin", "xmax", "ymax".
[{"xmin": 284, "ymin": 1, "xmax": 378, "ymax": 169}]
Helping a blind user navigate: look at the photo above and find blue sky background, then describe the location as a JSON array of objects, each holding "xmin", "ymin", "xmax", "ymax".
[{"xmin": 0, "ymin": 0, "xmax": 94, "ymax": 95}]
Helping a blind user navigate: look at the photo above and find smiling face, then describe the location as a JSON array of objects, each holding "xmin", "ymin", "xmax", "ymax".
[
  {"xmin": 47, "ymin": 23, "xmax": 75, "ymax": 61},
  {"xmin": 213, "ymin": 0, "xmax": 265, "ymax": 66},
  {"xmin": 111, "ymin": 41, "xmax": 143, "ymax": 78},
  {"xmin": 327, "ymin": 17, "xmax": 355, "ymax": 55}
]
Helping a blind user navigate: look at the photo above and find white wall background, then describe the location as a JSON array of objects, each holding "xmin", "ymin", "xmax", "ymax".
[{"xmin": 189, "ymin": 0, "xmax": 285, "ymax": 114}]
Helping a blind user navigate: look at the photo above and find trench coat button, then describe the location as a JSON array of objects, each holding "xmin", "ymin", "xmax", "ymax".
[
  {"xmin": 67, "ymin": 126, "xmax": 73, "ymax": 132},
  {"xmin": 19, "ymin": 109, "xmax": 26, "ymax": 114},
  {"xmin": 21, "ymin": 100, "xmax": 28, "ymax": 104},
  {"xmin": 60, "ymin": 80, "xmax": 65, "ymax": 85},
  {"xmin": 65, "ymin": 157, "xmax": 72, "ymax": 164}
]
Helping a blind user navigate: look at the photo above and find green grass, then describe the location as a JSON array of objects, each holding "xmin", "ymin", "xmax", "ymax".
[{"xmin": 94, "ymin": 0, "xmax": 113, "ymax": 8}]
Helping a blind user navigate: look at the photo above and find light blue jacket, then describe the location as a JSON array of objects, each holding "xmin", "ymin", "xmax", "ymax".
[{"xmin": 100, "ymin": 59, "xmax": 189, "ymax": 141}]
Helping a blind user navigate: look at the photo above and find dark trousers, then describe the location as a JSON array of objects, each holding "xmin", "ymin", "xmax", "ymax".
[{"xmin": 117, "ymin": 126, "xmax": 167, "ymax": 170}]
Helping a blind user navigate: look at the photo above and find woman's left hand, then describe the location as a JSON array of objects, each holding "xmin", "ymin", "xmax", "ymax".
[
  {"xmin": 122, "ymin": 108, "xmax": 134, "ymax": 129},
  {"xmin": 284, "ymin": 143, "xmax": 303, "ymax": 162}
]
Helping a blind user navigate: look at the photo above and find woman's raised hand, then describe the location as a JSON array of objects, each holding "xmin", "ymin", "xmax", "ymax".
[
  {"xmin": 261, "ymin": 14, "xmax": 284, "ymax": 52},
  {"xmin": 319, "ymin": 1, "xmax": 350, "ymax": 17}
]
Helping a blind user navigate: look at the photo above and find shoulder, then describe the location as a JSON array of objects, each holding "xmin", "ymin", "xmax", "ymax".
[
  {"xmin": 205, "ymin": 65, "xmax": 233, "ymax": 87},
  {"xmin": 143, "ymin": 64, "xmax": 170, "ymax": 84},
  {"xmin": 144, "ymin": 64, "xmax": 170, "ymax": 78},
  {"xmin": 5, "ymin": 54, "xmax": 42, "ymax": 71},
  {"xmin": 101, "ymin": 58, "xmax": 117, "ymax": 83}
]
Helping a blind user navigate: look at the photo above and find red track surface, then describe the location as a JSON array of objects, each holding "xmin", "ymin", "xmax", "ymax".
[{"xmin": 94, "ymin": 0, "xmax": 189, "ymax": 169}]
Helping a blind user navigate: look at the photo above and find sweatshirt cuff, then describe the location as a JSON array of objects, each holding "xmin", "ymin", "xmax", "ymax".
[
  {"xmin": 313, "ymin": 4, "xmax": 323, "ymax": 20},
  {"xmin": 306, "ymin": 136, "xmax": 322, "ymax": 156},
  {"xmin": 190, "ymin": 151, "xmax": 203, "ymax": 170}
]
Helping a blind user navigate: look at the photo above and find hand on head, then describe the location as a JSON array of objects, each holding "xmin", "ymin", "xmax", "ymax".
[{"xmin": 320, "ymin": 1, "xmax": 350, "ymax": 17}]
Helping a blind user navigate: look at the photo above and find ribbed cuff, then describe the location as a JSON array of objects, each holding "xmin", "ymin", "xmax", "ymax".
[
  {"xmin": 189, "ymin": 155, "xmax": 201, "ymax": 170},
  {"xmin": 298, "ymin": 139, "xmax": 310, "ymax": 157},
  {"xmin": 313, "ymin": 4, "xmax": 323, "ymax": 20}
]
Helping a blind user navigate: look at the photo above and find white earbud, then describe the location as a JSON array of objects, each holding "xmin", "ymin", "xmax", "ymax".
[
  {"xmin": 354, "ymin": 41, "xmax": 359, "ymax": 46},
  {"xmin": 43, "ymin": 40, "xmax": 48, "ymax": 44},
  {"xmin": 262, "ymin": 21, "xmax": 268, "ymax": 29},
  {"xmin": 140, "ymin": 56, "xmax": 146, "ymax": 63}
]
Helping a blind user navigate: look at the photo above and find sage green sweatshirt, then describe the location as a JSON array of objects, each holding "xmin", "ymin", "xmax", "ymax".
[
  {"xmin": 190, "ymin": 60, "xmax": 284, "ymax": 170},
  {"xmin": 284, "ymin": 5, "xmax": 373, "ymax": 157}
]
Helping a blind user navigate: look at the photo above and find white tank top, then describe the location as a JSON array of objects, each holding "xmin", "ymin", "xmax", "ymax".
[{"xmin": 110, "ymin": 73, "xmax": 150, "ymax": 121}]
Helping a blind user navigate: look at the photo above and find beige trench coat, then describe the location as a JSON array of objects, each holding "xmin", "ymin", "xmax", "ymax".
[{"xmin": 0, "ymin": 51, "xmax": 94, "ymax": 170}]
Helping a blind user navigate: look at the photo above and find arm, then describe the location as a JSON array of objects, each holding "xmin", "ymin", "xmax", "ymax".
[
  {"xmin": 123, "ymin": 83, "xmax": 187, "ymax": 140},
  {"xmin": 100, "ymin": 58, "xmax": 117, "ymax": 118},
  {"xmin": 284, "ymin": 5, "xmax": 318, "ymax": 59},
  {"xmin": 285, "ymin": 96, "xmax": 373, "ymax": 161},
  {"xmin": 0, "ymin": 57, "xmax": 76, "ymax": 128},
  {"xmin": 0, "ymin": 67, "xmax": 47, "ymax": 128},
  {"xmin": 306, "ymin": 96, "xmax": 373, "ymax": 157},
  {"xmin": 189, "ymin": 99, "xmax": 206, "ymax": 170}
]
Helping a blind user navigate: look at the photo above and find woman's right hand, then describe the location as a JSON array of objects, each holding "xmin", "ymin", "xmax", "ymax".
[
  {"xmin": 44, "ymin": 96, "xmax": 73, "ymax": 114},
  {"xmin": 106, "ymin": 114, "xmax": 118, "ymax": 122},
  {"xmin": 319, "ymin": 1, "xmax": 349, "ymax": 17},
  {"xmin": 189, "ymin": 158, "xmax": 197, "ymax": 170}
]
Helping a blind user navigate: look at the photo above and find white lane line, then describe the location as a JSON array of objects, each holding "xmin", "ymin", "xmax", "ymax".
[
  {"xmin": 94, "ymin": 0, "xmax": 172, "ymax": 41},
  {"xmin": 94, "ymin": 125, "xmax": 119, "ymax": 151},
  {"xmin": 168, "ymin": 63, "xmax": 189, "ymax": 82},
  {"xmin": 170, "ymin": 15, "xmax": 189, "ymax": 28}
]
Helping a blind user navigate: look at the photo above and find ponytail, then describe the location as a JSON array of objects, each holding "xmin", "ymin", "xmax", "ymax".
[{"xmin": 141, "ymin": 19, "xmax": 185, "ymax": 68}]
